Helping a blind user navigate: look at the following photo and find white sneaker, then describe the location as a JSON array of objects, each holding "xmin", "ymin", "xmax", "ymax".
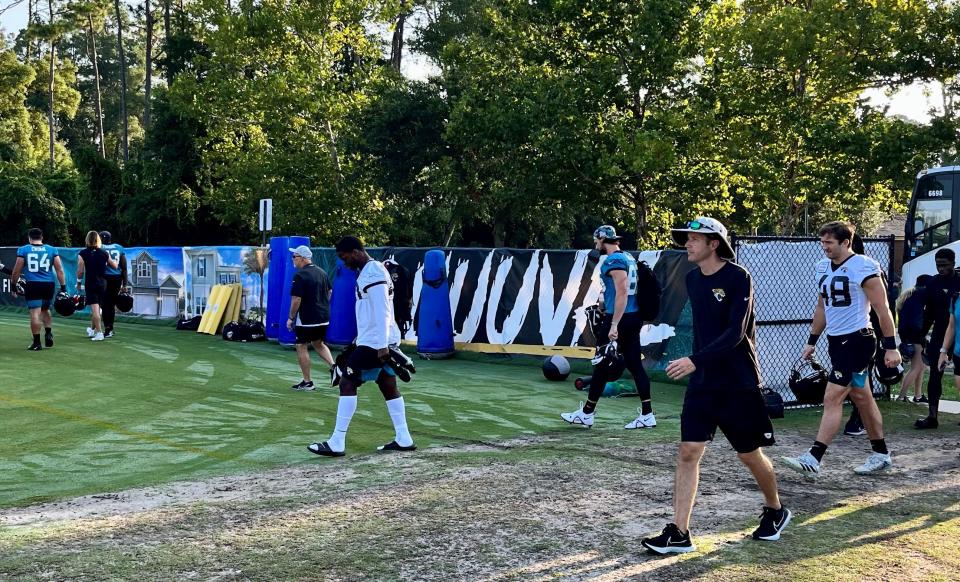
[
  {"xmin": 853, "ymin": 452, "xmax": 892, "ymax": 474},
  {"xmin": 560, "ymin": 402, "xmax": 594, "ymax": 428},
  {"xmin": 91, "ymin": 332, "xmax": 105, "ymax": 342},
  {"xmin": 624, "ymin": 409, "xmax": 656, "ymax": 429},
  {"xmin": 780, "ymin": 451, "xmax": 821, "ymax": 479},
  {"xmin": 86, "ymin": 327, "xmax": 95, "ymax": 338}
]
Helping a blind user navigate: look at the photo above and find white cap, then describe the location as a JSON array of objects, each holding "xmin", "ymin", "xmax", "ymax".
[
  {"xmin": 289, "ymin": 245, "xmax": 313, "ymax": 259},
  {"xmin": 671, "ymin": 217, "xmax": 734, "ymax": 260}
]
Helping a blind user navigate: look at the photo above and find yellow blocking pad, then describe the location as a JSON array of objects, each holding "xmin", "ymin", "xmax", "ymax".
[
  {"xmin": 223, "ymin": 283, "xmax": 242, "ymax": 325},
  {"xmin": 197, "ymin": 285, "xmax": 237, "ymax": 335}
]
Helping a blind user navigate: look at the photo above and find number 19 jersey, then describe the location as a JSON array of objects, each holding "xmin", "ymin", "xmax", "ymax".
[{"xmin": 815, "ymin": 253, "xmax": 881, "ymax": 336}]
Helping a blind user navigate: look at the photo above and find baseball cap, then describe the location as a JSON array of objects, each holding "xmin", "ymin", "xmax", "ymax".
[
  {"xmin": 289, "ymin": 245, "xmax": 313, "ymax": 259},
  {"xmin": 593, "ymin": 225, "xmax": 622, "ymax": 241},
  {"xmin": 671, "ymin": 217, "xmax": 734, "ymax": 260}
]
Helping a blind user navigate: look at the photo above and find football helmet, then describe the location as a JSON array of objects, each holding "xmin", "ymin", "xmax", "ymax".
[
  {"xmin": 73, "ymin": 294, "xmax": 86, "ymax": 310},
  {"xmin": 789, "ymin": 357, "xmax": 828, "ymax": 405},
  {"xmin": 116, "ymin": 290, "xmax": 134, "ymax": 312},
  {"xmin": 874, "ymin": 353, "xmax": 904, "ymax": 386},
  {"xmin": 15, "ymin": 277, "xmax": 26, "ymax": 296},
  {"xmin": 53, "ymin": 291, "xmax": 76, "ymax": 316},
  {"xmin": 592, "ymin": 341, "xmax": 625, "ymax": 382}
]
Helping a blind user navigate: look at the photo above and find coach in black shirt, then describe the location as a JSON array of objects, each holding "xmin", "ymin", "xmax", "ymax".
[
  {"xmin": 919, "ymin": 248, "xmax": 960, "ymax": 429},
  {"xmin": 287, "ymin": 245, "xmax": 335, "ymax": 391},
  {"xmin": 641, "ymin": 216, "xmax": 788, "ymax": 555}
]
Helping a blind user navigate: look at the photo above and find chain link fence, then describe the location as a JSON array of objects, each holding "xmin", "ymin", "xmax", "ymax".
[{"xmin": 730, "ymin": 235, "xmax": 897, "ymax": 406}]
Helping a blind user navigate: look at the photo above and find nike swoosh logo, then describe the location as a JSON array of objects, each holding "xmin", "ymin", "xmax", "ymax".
[
  {"xmin": 668, "ymin": 540, "xmax": 688, "ymax": 545},
  {"xmin": 841, "ymin": 340, "xmax": 848, "ymax": 345}
]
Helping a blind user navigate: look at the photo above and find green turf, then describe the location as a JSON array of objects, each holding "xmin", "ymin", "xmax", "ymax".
[{"xmin": 0, "ymin": 311, "xmax": 686, "ymax": 508}]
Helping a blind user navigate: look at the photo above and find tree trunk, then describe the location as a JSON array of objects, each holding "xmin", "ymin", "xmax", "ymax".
[
  {"xmin": 88, "ymin": 15, "xmax": 106, "ymax": 158},
  {"xmin": 115, "ymin": 0, "xmax": 129, "ymax": 163},
  {"xmin": 633, "ymin": 180, "xmax": 648, "ymax": 245},
  {"xmin": 47, "ymin": 0, "xmax": 56, "ymax": 168},
  {"xmin": 390, "ymin": 7, "xmax": 408, "ymax": 71},
  {"xmin": 144, "ymin": 0, "xmax": 153, "ymax": 129},
  {"xmin": 163, "ymin": 0, "xmax": 171, "ymax": 84},
  {"xmin": 26, "ymin": 0, "xmax": 32, "ymax": 63},
  {"xmin": 492, "ymin": 217, "xmax": 505, "ymax": 248}
]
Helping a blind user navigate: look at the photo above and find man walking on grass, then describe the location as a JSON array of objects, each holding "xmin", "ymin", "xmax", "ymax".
[
  {"xmin": 641, "ymin": 217, "xmax": 789, "ymax": 554},
  {"xmin": 287, "ymin": 245, "xmax": 335, "ymax": 391},
  {"xmin": 307, "ymin": 236, "xmax": 415, "ymax": 457}
]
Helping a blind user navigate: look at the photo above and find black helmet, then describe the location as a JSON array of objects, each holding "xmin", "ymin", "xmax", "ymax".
[
  {"xmin": 54, "ymin": 291, "xmax": 76, "ymax": 316},
  {"xmin": 15, "ymin": 277, "xmax": 26, "ymax": 296},
  {"xmin": 99, "ymin": 230, "xmax": 112, "ymax": 244},
  {"xmin": 73, "ymin": 294, "xmax": 86, "ymax": 311},
  {"xmin": 874, "ymin": 354, "xmax": 904, "ymax": 386},
  {"xmin": 898, "ymin": 342, "xmax": 915, "ymax": 360},
  {"xmin": 116, "ymin": 290, "xmax": 134, "ymax": 312},
  {"xmin": 789, "ymin": 357, "xmax": 828, "ymax": 405},
  {"xmin": 592, "ymin": 341, "xmax": 625, "ymax": 382}
]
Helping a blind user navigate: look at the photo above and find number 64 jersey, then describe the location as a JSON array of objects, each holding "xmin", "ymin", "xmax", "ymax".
[{"xmin": 815, "ymin": 254, "xmax": 882, "ymax": 336}]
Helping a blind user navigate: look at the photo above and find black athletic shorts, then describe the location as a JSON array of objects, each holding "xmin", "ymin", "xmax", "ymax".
[
  {"xmin": 344, "ymin": 345, "xmax": 396, "ymax": 385},
  {"xmin": 24, "ymin": 281, "xmax": 55, "ymax": 309},
  {"xmin": 898, "ymin": 327, "xmax": 926, "ymax": 347},
  {"xmin": 85, "ymin": 279, "xmax": 106, "ymax": 306},
  {"xmin": 295, "ymin": 324, "xmax": 328, "ymax": 344},
  {"xmin": 951, "ymin": 353, "xmax": 960, "ymax": 376},
  {"xmin": 680, "ymin": 387, "xmax": 776, "ymax": 453},
  {"xmin": 826, "ymin": 329, "xmax": 876, "ymax": 388}
]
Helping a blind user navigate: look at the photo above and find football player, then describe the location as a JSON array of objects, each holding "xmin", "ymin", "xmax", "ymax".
[
  {"xmin": 781, "ymin": 221, "xmax": 900, "ymax": 477},
  {"xmin": 307, "ymin": 236, "xmax": 415, "ymax": 457},
  {"xmin": 560, "ymin": 225, "xmax": 656, "ymax": 429},
  {"xmin": 99, "ymin": 231, "xmax": 127, "ymax": 338},
  {"xmin": 9, "ymin": 228, "xmax": 67, "ymax": 350}
]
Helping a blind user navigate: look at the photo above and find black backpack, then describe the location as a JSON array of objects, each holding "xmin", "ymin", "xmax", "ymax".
[
  {"xmin": 176, "ymin": 315, "xmax": 202, "ymax": 331},
  {"xmin": 635, "ymin": 260, "xmax": 661, "ymax": 322},
  {"xmin": 222, "ymin": 321, "xmax": 251, "ymax": 342}
]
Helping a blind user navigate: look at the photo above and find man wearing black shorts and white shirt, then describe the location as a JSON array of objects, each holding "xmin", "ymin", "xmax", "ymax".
[
  {"xmin": 641, "ymin": 217, "xmax": 789, "ymax": 554},
  {"xmin": 287, "ymin": 245, "xmax": 334, "ymax": 391},
  {"xmin": 781, "ymin": 221, "xmax": 901, "ymax": 478},
  {"xmin": 307, "ymin": 236, "xmax": 415, "ymax": 457}
]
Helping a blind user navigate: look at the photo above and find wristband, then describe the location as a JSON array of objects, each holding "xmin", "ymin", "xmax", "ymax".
[
  {"xmin": 881, "ymin": 336, "xmax": 897, "ymax": 350},
  {"xmin": 940, "ymin": 347, "xmax": 948, "ymax": 354},
  {"xmin": 807, "ymin": 333, "xmax": 820, "ymax": 346}
]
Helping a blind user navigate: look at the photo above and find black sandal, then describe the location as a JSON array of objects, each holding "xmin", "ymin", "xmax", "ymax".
[
  {"xmin": 377, "ymin": 440, "xmax": 416, "ymax": 452},
  {"xmin": 307, "ymin": 441, "xmax": 345, "ymax": 457}
]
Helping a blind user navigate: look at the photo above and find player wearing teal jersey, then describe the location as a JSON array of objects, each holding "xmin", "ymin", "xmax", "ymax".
[{"xmin": 9, "ymin": 228, "xmax": 67, "ymax": 350}]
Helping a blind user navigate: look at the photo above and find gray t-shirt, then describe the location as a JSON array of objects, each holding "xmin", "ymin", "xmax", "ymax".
[{"xmin": 291, "ymin": 263, "xmax": 331, "ymax": 326}]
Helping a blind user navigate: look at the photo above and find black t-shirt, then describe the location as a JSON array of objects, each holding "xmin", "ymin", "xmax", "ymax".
[
  {"xmin": 79, "ymin": 247, "xmax": 109, "ymax": 287},
  {"xmin": 924, "ymin": 272, "xmax": 960, "ymax": 347},
  {"xmin": 685, "ymin": 261, "xmax": 762, "ymax": 391},
  {"xmin": 290, "ymin": 263, "xmax": 331, "ymax": 325}
]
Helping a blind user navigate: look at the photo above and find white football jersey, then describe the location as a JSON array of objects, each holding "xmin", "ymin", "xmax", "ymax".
[
  {"xmin": 355, "ymin": 260, "xmax": 401, "ymax": 349},
  {"xmin": 815, "ymin": 254, "xmax": 882, "ymax": 336}
]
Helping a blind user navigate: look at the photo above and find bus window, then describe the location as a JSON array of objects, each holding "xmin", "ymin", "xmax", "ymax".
[{"xmin": 909, "ymin": 174, "xmax": 954, "ymax": 257}]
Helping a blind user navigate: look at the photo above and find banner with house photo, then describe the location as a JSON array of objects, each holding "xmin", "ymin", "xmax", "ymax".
[
  {"xmin": 125, "ymin": 247, "xmax": 185, "ymax": 318},
  {"xmin": 182, "ymin": 246, "xmax": 268, "ymax": 320}
]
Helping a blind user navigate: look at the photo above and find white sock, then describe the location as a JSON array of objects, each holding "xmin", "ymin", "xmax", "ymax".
[
  {"xmin": 386, "ymin": 397, "xmax": 413, "ymax": 447},
  {"xmin": 327, "ymin": 396, "xmax": 357, "ymax": 452}
]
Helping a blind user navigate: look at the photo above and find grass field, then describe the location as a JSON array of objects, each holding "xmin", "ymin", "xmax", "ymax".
[{"xmin": 1, "ymin": 311, "xmax": 959, "ymax": 581}]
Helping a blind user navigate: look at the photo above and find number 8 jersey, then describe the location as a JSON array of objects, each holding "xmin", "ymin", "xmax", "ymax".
[{"xmin": 815, "ymin": 254, "xmax": 882, "ymax": 336}]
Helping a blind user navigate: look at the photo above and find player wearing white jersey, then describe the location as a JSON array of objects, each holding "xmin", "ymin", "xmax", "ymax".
[
  {"xmin": 307, "ymin": 236, "xmax": 415, "ymax": 457},
  {"xmin": 781, "ymin": 221, "xmax": 901, "ymax": 478}
]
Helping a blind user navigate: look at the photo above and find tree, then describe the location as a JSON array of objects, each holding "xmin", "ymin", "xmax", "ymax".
[
  {"xmin": 114, "ymin": 0, "xmax": 129, "ymax": 162},
  {"xmin": 241, "ymin": 246, "xmax": 268, "ymax": 322}
]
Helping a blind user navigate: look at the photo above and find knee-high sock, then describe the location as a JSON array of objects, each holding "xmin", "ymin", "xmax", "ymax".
[
  {"xmin": 328, "ymin": 395, "xmax": 358, "ymax": 451},
  {"xmin": 386, "ymin": 397, "xmax": 413, "ymax": 447}
]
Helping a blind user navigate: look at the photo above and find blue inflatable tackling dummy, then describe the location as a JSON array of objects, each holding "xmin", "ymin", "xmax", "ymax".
[
  {"xmin": 266, "ymin": 235, "xmax": 310, "ymax": 342},
  {"xmin": 417, "ymin": 249, "xmax": 455, "ymax": 358},
  {"xmin": 326, "ymin": 258, "xmax": 359, "ymax": 347}
]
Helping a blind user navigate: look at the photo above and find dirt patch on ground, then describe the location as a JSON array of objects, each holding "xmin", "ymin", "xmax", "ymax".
[{"xmin": 2, "ymin": 429, "xmax": 959, "ymax": 581}]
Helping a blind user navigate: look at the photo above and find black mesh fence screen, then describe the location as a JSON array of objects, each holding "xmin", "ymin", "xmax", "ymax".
[{"xmin": 730, "ymin": 235, "xmax": 896, "ymax": 406}]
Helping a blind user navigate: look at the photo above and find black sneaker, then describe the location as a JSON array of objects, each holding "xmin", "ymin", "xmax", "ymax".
[
  {"xmin": 641, "ymin": 523, "xmax": 695, "ymax": 554},
  {"xmin": 752, "ymin": 506, "xmax": 792, "ymax": 541},
  {"xmin": 291, "ymin": 380, "xmax": 315, "ymax": 391},
  {"xmin": 45, "ymin": 333, "xmax": 54, "ymax": 347},
  {"xmin": 915, "ymin": 395, "xmax": 929, "ymax": 403},
  {"xmin": 27, "ymin": 343, "xmax": 42, "ymax": 351},
  {"xmin": 914, "ymin": 416, "xmax": 938, "ymax": 430},
  {"xmin": 843, "ymin": 425, "xmax": 867, "ymax": 436}
]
